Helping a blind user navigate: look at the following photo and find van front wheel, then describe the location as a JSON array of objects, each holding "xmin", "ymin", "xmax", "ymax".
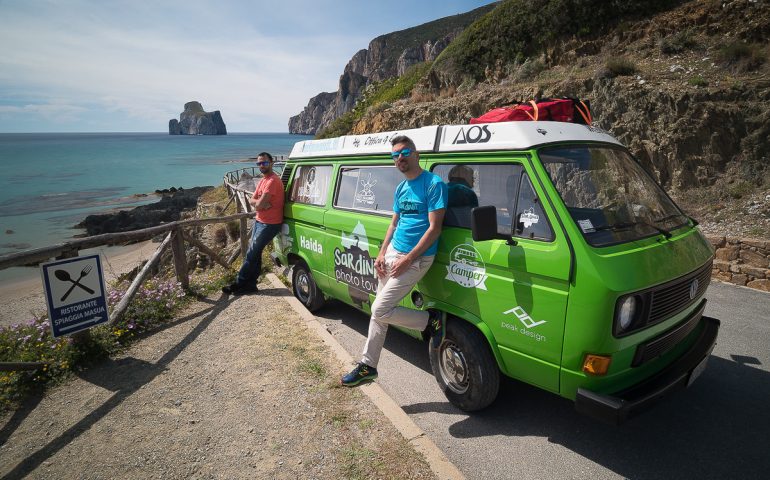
[
  {"xmin": 292, "ymin": 261, "xmax": 325, "ymax": 312},
  {"xmin": 429, "ymin": 320, "xmax": 500, "ymax": 411}
]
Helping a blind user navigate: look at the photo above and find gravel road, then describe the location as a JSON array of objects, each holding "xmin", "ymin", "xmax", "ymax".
[{"xmin": 0, "ymin": 280, "xmax": 435, "ymax": 479}]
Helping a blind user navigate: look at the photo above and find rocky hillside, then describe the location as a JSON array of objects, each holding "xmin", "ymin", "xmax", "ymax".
[
  {"xmin": 325, "ymin": 0, "xmax": 769, "ymax": 237},
  {"xmin": 169, "ymin": 101, "xmax": 227, "ymax": 135},
  {"xmin": 288, "ymin": 3, "xmax": 495, "ymax": 135}
]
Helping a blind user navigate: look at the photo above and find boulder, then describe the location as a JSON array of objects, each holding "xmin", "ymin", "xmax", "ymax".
[
  {"xmin": 169, "ymin": 102, "xmax": 227, "ymax": 135},
  {"xmin": 75, "ymin": 187, "xmax": 213, "ymax": 235}
]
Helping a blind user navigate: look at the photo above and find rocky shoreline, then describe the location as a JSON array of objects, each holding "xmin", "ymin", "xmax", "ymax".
[{"xmin": 75, "ymin": 186, "xmax": 213, "ymax": 236}]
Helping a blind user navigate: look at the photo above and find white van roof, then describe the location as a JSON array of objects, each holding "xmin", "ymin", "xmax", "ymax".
[{"xmin": 288, "ymin": 121, "xmax": 623, "ymax": 159}]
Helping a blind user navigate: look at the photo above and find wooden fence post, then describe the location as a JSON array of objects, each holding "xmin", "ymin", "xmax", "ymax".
[
  {"xmin": 170, "ymin": 227, "xmax": 189, "ymax": 290},
  {"xmin": 238, "ymin": 195, "xmax": 249, "ymax": 260}
]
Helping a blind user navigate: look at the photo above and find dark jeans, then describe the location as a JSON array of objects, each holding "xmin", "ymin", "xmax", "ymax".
[{"xmin": 236, "ymin": 221, "xmax": 281, "ymax": 286}]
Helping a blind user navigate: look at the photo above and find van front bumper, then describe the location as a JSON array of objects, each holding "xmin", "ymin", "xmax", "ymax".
[{"xmin": 574, "ymin": 312, "xmax": 720, "ymax": 425}]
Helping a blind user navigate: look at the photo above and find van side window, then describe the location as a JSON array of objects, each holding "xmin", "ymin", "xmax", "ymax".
[
  {"xmin": 433, "ymin": 163, "xmax": 522, "ymax": 235},
  {"xmin": 514, "ymin": 174, "xmax": 554, "ymax": 241},
  {"xmin": 335, "ymin": 166, "xmax": 402, "ymax": 214},
  {"xmin": 290, "ymin": 165, "xmax": 332, "ymax": 206}
]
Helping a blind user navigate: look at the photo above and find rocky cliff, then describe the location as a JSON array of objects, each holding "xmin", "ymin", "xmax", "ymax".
[
  {"xmin": 169, "ymin": 101, "xmax": 227, "ymax": 135},
  {"xmin": 288, "ymin": 4, "xmax": 495, "ymax": 135},
  {"xmin": 305, "ymin": 0, "xmax": 770, "ymax": 238}
]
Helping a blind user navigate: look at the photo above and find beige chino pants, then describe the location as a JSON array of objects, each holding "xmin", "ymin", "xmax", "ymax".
[{"xmin": 361, "ymin": 245, "xmax": 434, "ymax": 368}]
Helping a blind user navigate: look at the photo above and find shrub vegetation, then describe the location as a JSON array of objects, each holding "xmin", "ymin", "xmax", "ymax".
[
  {"xmin": 0, "ymin": 267, "xmax": 238, "ymax": 411},
  {"xmin": 317, "ymin": 62, "xmax": 433, "ymax": 139},
  {"xmin": 432, "ymin": 0, "xmax": 686, "ymax": 82}
]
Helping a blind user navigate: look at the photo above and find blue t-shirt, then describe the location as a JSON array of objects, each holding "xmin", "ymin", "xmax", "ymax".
[{"xmin": 392, "ymin": 170, "xmax": 448, "ymax": 256}]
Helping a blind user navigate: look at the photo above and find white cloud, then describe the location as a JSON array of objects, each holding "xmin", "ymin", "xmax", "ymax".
[{"xmin": 0, "ymin": 0, "xmax": 495, "ymax": 132}]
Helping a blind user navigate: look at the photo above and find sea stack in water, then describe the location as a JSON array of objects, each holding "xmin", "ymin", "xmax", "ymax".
[{"xmin": 169, "ymin": 101, "xmax": 227, "ymax": 135}]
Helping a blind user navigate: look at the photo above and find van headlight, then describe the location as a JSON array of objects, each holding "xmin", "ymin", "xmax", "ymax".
[{"xmin": 614, "ymin": 294, "xmax": 648, "ymax": 337}]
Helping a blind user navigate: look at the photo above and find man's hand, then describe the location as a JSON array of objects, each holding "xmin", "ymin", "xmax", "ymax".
[
  {"xmin": 374, "ymin": 254, "xmax": 386, "ymax": 277},
  {"xmin": 390, "ymin": 253, "xmax": 414, "ymax": 278}
]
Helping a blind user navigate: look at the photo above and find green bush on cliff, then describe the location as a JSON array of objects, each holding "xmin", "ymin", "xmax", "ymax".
[
  {"xmin": 432, "ymin": 0, "xmax": 685, "ymax": 82},
  {"xmin": 317, "ymin": 62, "xmax": 432, "ymax": 139}
]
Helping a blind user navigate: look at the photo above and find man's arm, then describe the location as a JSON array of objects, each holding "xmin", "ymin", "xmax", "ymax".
[
  {"xmin": 374, "ymin": 213, "xmax": 399, "ymax": 277},
  {"xmin": 250, "ymin": 177, "xmax": 276, "ymax": 210},
  {"xmin": 250, "ymin": 191, "xmax": 272, "ymax": 210},
  {"xmin": 390, "ymin": 208, "xmax": 445, "ymax": 277}
]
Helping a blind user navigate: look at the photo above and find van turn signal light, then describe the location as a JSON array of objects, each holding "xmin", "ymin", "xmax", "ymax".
[{"xmin": 583, "ymin": 354, "xmax": 612, "ymax": 376}]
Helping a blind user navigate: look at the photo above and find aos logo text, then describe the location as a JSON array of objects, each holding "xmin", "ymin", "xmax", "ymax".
[{"xmin": 452, "ymin": 125, "xmax": 492, "ymax": 144}]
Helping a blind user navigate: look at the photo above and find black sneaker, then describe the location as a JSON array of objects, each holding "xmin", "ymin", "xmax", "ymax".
[
  {"xmin": 341, "ymin": 362, "xmax": 378, "ymax": 387},
  {"xmin": 428, "ymin": 309, "xmax": 446, "ymax": 349},
  {"xmin": 222, "ymin": 283, "xmax": 258, "ymax": 295}
]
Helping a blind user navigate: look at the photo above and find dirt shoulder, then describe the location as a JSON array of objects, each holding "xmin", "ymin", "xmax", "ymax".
[{"xmin": 0, "ymin": 279, "xmax": 435, "ymax": 479}]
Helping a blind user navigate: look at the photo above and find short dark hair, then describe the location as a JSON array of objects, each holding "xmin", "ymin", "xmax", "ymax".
[
  {"xmin": 257, "ymin": 152, "xmax": 273, "ymax": 162},
  {"xmin": 390, "ymin": 135, "xmax": 416, "ymax": 151}
]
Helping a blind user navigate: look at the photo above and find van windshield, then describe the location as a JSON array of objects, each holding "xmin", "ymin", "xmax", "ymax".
[{"xmin": 539, "ymin": 145, "xmax": 689, "ymax": 247}]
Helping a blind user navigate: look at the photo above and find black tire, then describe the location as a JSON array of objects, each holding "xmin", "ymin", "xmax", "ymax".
[
  {"xmin": 429, "ymin": 319, "xmax": 500, "ymax": 411},
  {"xmin": 292, "ymin": 261, "xmax": 325, "ymax": 312}
]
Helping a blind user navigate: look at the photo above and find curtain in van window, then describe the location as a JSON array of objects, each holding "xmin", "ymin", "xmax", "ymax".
[{"xmin": 290, "ymin": 165, "xmax": 332, "ymax": 206}]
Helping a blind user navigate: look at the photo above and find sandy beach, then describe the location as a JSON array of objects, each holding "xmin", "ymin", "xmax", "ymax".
[{"xmin": 0, "ymin": 240, "xmax": 159, "ymax": 328}]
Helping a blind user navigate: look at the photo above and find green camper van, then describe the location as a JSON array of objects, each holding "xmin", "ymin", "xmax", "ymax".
[{"xmin": 272, "ymin": 121, "xmax": 720, "ymax": 424}]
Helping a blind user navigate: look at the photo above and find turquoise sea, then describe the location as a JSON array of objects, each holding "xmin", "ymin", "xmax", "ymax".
[{"xmin": 0, "ymin": 132, "xmax": 311, "ymax": 279}]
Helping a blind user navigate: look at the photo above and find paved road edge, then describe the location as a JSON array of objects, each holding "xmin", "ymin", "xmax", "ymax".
[{"xmin": 267, "ymin": 273, "xmax": 465, "ymax": 480}]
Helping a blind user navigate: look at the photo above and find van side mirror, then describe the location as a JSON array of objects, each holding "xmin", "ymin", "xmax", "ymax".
[{"xmin": 471, "ymin": 206, "xmax": 498, "ymax": 241}]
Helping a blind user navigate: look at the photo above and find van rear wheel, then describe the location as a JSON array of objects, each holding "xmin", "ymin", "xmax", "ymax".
[
  {"xmin": 292, "ymin": 261, "xmax": 325, "ymax": 312},
  {"xmin": 429, "ymin": 320, "xmax": 499, "ymax": 411}
]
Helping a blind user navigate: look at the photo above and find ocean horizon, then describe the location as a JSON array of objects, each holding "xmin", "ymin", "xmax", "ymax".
[{"xmin": 0, "ymin": 132, "xmax": 312, "ymax": 282}]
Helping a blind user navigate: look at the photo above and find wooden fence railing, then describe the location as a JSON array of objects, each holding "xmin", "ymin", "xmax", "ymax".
[
  {"xmin": 0, "ymin": 170, "xmax": 268, "ymax": 372},
  {"xmin": 0, "ymin": 208, "xmax": 254, "ymax": 372}
]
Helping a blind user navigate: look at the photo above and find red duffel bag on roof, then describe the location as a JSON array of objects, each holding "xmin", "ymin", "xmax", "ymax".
[{"xmin": 470, "ymin": 98, "xmax": 592, "ymax": 124}]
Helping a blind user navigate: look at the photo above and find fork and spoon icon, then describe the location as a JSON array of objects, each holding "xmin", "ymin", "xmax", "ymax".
[{"xmin": 54, "ymin": 265, "xmax": 94, "ymax": 301}]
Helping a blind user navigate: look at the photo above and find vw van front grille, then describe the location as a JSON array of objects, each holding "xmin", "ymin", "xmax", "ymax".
[{"xmin": 648, "ymin": 261, "xmax": 712, "ymax": 325}]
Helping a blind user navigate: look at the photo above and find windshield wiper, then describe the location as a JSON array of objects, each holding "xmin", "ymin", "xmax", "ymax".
[{"xmin": 593, "ymin": 221, "xmax": 672, "ymax": 239}]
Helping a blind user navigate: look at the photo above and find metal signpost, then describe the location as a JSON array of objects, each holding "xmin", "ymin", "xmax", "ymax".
[{"xmin": 41, "ymin": 254, "xmax": 110, "ymax": 338}]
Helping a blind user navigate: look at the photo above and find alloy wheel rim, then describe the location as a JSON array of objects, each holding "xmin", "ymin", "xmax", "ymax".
[
  {"xmin": 296, "ymin": 272, "xmax": 310, "ymax": 302},
  {"xmin": 439, "ymin": 341, "xmax": 469, "ymax": 394}
]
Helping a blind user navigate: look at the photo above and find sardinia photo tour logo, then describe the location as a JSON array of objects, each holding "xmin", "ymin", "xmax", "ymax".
[
  {"xmin": 445, "ymin": 244, "xmax": 488, "ymax": 290},
  {"xmin": 334, "ymin": 222, "xmax": 377, "ymax": 308}
]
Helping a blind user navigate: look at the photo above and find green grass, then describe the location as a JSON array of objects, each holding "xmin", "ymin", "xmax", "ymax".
[
  {"xmin": 431, "ymin": 0, "xmax": 684, "ymax": 82},
  {"xmin": 605, "ymin": 56, "xmax": 637, "ymax": 76},
  {"xmin": 317, "ymin": 62, "xmax": 433, "ymax": 139},
  {"xmin": 717, "ymin": 41, "xmax": 767, "ymax": 72},
  {"xmin": 688, "ymin": 75, "xmax": 709, "ymax": 87},
  {"xmin": 659, "ymin": 30, "xmax": 698, "ymax": 55},
  {"xmin": 339, "ymin": 444, "xmax": 381, "ymax": 480}
]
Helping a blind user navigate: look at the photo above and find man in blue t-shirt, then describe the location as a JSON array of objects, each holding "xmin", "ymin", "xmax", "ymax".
[{"xmin": 342, "ymin": 135, "xmax": 448, "ymax": 387}]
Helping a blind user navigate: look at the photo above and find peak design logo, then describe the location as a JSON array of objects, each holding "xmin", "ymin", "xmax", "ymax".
[
  {"xmin": 452, "ymin": 125, "xmax": 491, "ymax": 144},
  {"xmin": 445, "ymin": 244, "xmax": 488, "ymax": 290},
  {"xmin": 501, "ymin": 306, "xmax": 547, "ymax": 342}
]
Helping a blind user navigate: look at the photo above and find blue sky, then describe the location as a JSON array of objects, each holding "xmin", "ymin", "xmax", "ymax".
[{"xmin": 0, "ymin": 0, "xmax": 497, "ymax": 133}]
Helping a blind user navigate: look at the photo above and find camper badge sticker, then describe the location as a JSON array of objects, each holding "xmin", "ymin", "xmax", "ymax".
[{"xmin": 446, "ymin": 244, "xmax": 488, "ymax": 290}]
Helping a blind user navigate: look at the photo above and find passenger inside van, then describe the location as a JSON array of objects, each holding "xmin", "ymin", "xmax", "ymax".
[{"xmin": 445, "ymin": 165, "xmax": 479, "ymax": 227}]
